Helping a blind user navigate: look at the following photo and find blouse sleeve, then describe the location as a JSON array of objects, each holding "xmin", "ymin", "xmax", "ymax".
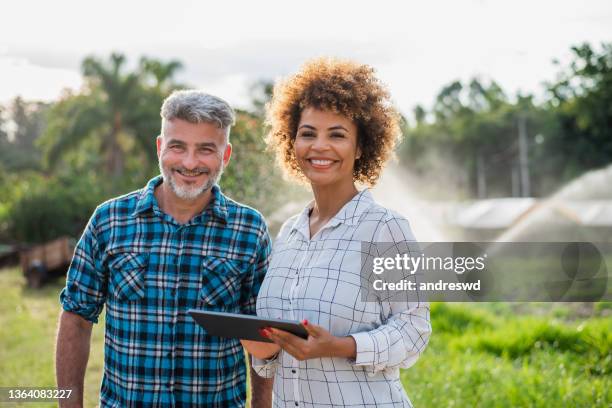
[
  {"xmin": 251, "ymin": 353, "xmax": 280, "ymax": 379},
  {"xmin": 349, "ymin": 215, "xmax": 432, "ymax": 374}
]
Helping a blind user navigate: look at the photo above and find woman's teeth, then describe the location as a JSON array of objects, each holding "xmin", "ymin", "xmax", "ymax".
[{"xmin": 310, "ymin": 159, "xmax": 333, "ymax": 165}]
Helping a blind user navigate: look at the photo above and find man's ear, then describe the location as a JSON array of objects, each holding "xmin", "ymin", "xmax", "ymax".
[
  {"xmin": 156, "ymin": 135, "xmax": 162, "ymax": 158},
  {"xmin": 223, "ymin": 143, "xmax": 232, "ymax": 167}
]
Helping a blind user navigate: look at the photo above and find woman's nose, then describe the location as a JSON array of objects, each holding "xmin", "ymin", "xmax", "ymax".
[{"xmin": 311, "ymin": 136, "xmax": 330, "ymax": 151}]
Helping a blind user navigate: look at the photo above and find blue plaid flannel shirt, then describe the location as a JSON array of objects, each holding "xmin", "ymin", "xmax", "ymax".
[{"xmin": 60, "ymin": 176, "xmax": 271, "ymax": 407}]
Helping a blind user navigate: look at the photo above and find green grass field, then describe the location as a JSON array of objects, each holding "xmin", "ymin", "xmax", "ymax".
[{"xmin": 0, "ymin": 267, "xmax": 610, "ymax": 407}]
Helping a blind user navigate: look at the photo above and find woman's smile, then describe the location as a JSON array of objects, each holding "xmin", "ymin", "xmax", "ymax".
[{"xmin": 307, "ymin": 158, "xmax": 338, "ymax": 169}]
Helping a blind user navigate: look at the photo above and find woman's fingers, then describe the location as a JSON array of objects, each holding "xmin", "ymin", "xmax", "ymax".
[
  {"xmin": 267, "ymin": 328, "xmax": 302, "ymax": 345},
  {"xmin": 263, "ymin": 325, "xmax": 335, "ymax": 360},
  {"xmin": 267, "ymin": 328, "xmax": 309, "ymax": 360},
  {"xmin": 301, "ymin": 319, "xmax": 323, "ymax": 338}
]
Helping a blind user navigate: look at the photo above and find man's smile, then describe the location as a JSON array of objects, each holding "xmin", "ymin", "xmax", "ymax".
[{"xmin": 174, "ymin": 168, "xmax": 209, "ymax": 181}]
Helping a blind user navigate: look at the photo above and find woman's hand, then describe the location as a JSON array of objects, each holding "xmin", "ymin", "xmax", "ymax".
[
  {"xmin": 240, "ymin": 339, "xmax": 281, "ymax": 360},
  {"xmin": 262, "ymin": 320, "xmax": 356, "ymax": 361}
]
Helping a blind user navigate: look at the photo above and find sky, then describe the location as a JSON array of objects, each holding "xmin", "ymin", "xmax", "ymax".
[{"xmin": 2, "ymin": 0, "xmax": 612, "ymax": 115}]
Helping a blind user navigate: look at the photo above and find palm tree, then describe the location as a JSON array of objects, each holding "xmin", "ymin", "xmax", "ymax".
[
  {"xmin": 41, "ymin": 53, "xmax": 182, "ymax": 179},
  {"xmin": 82, "ymin": 53, "xmax": 140, "ymax": 177}
]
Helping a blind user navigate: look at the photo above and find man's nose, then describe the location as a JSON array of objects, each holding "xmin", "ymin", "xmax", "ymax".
[{"xmin": 182, "ymin": 150, "xmax": 199, "ymax": 169}]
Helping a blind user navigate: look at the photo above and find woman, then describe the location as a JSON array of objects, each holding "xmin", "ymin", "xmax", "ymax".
[{"xmin": 243, "ymin": 58, "xmax": 431, "ymax": 407}]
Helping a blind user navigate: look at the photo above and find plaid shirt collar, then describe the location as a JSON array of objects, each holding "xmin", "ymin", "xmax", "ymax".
[
  {"xmin": 291, "ymin": 188, "xmax": 374, "ymax": 238},
  {"xmin": 132, "ymin": 175, "xmax": 229, "ymax": 223}
]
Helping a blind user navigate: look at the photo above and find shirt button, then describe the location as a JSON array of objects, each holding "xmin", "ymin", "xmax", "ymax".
[
  {"xmin": 291, "ymin": 369, "xmax": 296, "ymax": 374},
  {"xmin": 294, "ymin": 403, "xmax": 299, "ymax": 406}
]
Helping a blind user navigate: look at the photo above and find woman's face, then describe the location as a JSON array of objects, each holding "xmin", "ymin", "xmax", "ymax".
[{"xmin": 294, "ymin": 107, "xmax": 361, "ymax": 188}]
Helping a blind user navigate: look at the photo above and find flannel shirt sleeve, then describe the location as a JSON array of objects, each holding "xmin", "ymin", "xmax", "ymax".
[
  {"xmin": 59, "ymin": 209, "xmax": 108, "ymax": 323},
  {"xmin": 239, "ymin": 221, "xmax": 272, "ymax": 315}
]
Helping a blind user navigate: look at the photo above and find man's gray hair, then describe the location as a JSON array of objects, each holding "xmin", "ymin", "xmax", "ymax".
[{"xmin": 160, "ymin": 90, "xmax": 235, "ymax": 138}]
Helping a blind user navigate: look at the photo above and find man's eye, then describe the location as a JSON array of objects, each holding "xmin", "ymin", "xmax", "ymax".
[{"xmin": 170, "ymin": 145, "xmax": 184, "ymax": 150}]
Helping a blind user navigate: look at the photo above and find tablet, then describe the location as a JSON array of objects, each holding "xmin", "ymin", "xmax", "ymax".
[{"xmin": 188, "ymin": 309, "xmax": 309, "ymax": 343}]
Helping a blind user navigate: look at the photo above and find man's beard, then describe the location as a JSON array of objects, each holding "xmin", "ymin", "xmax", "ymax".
[{"xmin": 159, "ymin": 162, "xmax": 224, "ymax": 200}]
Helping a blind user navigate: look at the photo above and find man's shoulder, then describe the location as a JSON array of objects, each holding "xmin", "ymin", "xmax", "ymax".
[{"xmin": 92, "ymin": 187, "xmax": 145, "ymax": 222}]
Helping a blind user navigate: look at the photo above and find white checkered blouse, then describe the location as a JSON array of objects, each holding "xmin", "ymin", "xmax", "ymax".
[{"xmin": 253, "ymin": 189, "xmax": 431, "ymax": 407}]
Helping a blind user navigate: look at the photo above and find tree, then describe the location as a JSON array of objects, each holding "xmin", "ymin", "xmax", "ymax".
[
  {"xmin": 400, "ymin": 77, "xmax": 543, "ymax": 198},
  {"xmin": 546, "ymin": 42, "xmax": 612, "ymax": 179},
  {"xmin": 0, "ymin": 98, "xmax": 48, "ymax": 172},
  {"xmin": 40, "ymin": 53, "xmax": 182, "ymax": 182}
]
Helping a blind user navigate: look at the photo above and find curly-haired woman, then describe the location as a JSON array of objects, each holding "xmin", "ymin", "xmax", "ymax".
[{"xmin": 242, "ymin": 58, "xmax": 431, "ymax": 407}]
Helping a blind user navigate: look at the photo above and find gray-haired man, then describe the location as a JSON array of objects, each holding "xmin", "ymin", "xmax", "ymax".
[{"xmin": 56, "ymin": 90, "xmax": 273, "ymax": 407}]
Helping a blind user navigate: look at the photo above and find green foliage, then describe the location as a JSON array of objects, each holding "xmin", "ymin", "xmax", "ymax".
[
  {"xmin": 400, "ymin": 78, "xmax": 558, "ymax": 198},
  {"xmin": 545, "ymin": 43, "xmax": 612, "ymax": 179},
  {"xmin": 454, "ymin": 318, "xmax": 611, "ymax": 376},
  {"xmin": 0, "ymin": 98, "xmax": 48, "ymax": 173},
  {"xmin": 430, "ymin": 302, "xmax": 494, "ymax": 334},
  {"xmin": 221, "ymin": 110, "xmax": 288, "ymax": 216},
  {"xmin": 3, "ymin": 173, "xmax": 103, "ymax": 244},
  {"xmin": 39, "ymin": 52, "xmax": 182, "ymax": 180},
  {"xmin": 0, "ymin": 267, "xmax": 105, "ymax": 407},
  {"xmin": 400, "ymin": 41, "xmax": 612, "ymax": 199},
  {"xmin": 403, "ymin": 303, "xmax": 612, "ymax": 407}
]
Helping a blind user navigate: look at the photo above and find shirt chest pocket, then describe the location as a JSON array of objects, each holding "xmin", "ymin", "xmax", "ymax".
[
  {"xmin": 199, "ymin": 257, "xmax": 245, "ymax": 311},
  {"xmin": 108, "ymin": 252, "xmax": 149, "ymax": 302}
]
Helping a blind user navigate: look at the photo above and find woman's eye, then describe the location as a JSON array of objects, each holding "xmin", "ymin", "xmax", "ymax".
[
  {"xmin": 300, "ymin": 132, "xmax": 315, "ymax": 138},
  {"xmin": 331, "ymin": 133, "xmax": 345, "ymax": 138}
]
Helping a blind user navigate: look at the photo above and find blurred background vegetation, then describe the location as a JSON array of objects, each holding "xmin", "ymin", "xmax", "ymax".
[
  {"xmin": 1, "ymin": 42, "xmax": 612, "ymax": 243},
  {"xmin": 400, "ymin": 42, "xmax": 612, "ymax": 200}
]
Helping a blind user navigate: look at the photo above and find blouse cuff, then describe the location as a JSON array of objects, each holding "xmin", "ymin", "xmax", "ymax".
[
  {"xmin": 251, "ymin": 353, "xmax": 279, "ymax": 379},
  {"xmin": 348, "ymin": 331, "xmax": 389, "ymax": 375}
]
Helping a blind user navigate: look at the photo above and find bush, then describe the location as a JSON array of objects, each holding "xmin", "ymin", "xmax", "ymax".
[{"xmin": 3, "ymin": 173, "xmax": 103, "ymax": 244}]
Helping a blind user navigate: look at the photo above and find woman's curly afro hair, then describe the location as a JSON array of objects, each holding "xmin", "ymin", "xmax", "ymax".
[{"xmin": 265, "ymin": 57, "xmax": 402, "ymax": 186}]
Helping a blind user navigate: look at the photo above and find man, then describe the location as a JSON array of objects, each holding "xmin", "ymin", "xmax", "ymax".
[{"xmin": 56, "ymin": 90, "xmax": 273, "ymax": 407}]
